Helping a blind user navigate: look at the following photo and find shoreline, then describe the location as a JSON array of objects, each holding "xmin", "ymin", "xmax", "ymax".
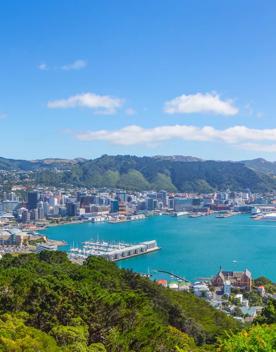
[{"xmin": 38, "ymin": 213, "xmax": 276, "ymax": 282}]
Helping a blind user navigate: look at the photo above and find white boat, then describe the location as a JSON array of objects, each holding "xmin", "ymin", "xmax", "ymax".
[
  {"xmin": 172, "ymin": 211, "xmax": 189, "ymax": 217},
  {"xmin": 261, "ymin": 212, "xmax": 276, "ymax": 221}
]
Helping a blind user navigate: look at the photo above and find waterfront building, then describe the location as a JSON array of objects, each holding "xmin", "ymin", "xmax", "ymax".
[
  {"xmin": 174, "ymin": 197, "xmax": 193, "ymax": 212},
  {"xmin": 119, "ymin": 202, "xmax": 127, "ymax": 215},
  {"xmin": 212, "ymin": 269, "xmax": 252, "ymax": 291},
  {"xmin": 168, "ymin": 197, "xmax": 174, "ymax": 210},
  {"xmin": 69, "ymin": 240, "xmax": 159, "ymax": 262},
  {"xmin": 146, "ymin": 197, "xmax": 157, "ymax": 211},
  {"xmin": 0, "ymin": 229, "xmax": 27, "ymax": 246},
  {"xmin": 66, "ymin": 202, "xmax": 79, "ymax": 217},
  {"xmin": 36, "ymin": 243, "xmax": 57, "ymax": 253},
  {"xmin": 59, "ymin": 207, "xmax": 67, "ymax": 217},
  {"xmin": 80, "ymin": 196, "xmax": 94, "ymax": 207},
  {"xmin": 110, "ymin": 199, "xmax": 119, "ymax": 213},
  {"xmin": 157, "ymin": 190, "xmax": 168, "ymax": 207}
]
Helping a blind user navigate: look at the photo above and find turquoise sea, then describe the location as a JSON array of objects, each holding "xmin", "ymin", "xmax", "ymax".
[{"xmin": 40, "ymin": 215, "xmax": 276, "ymax": 281}]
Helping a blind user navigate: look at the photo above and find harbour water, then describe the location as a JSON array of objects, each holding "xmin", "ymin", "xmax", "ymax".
[{"xmin": 40, "ymin": 214, "xmax": 276, "ymax": 281}]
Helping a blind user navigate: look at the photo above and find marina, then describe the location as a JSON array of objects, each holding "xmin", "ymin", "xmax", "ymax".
[{"xmin": 69, "ymin": 239, "xmax": 159, "ymax": 262}]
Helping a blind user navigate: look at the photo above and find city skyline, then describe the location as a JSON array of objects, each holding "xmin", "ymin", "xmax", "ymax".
[{"xmin": 1, "ymin": 1, "xmax": 276, "ymax": 160}]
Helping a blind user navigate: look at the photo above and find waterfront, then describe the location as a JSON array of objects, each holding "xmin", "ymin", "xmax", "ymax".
[{"xmin": 40, "ymin": 214, "xmax": 276, "ymax": 281}]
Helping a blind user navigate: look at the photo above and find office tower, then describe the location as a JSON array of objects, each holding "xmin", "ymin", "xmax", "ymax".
[
  {"xmin": 110, "ymin": 199, "xmax": 119, "ymax": 213},
  {"xmin": 27, "ymin": 191, "xmax": 39, "ymax": 210}
]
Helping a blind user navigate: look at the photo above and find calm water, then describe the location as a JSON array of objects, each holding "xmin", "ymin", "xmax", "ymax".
[{"xmin": 40, "ymin": 215, "xmax": 276, "ymax": 281}]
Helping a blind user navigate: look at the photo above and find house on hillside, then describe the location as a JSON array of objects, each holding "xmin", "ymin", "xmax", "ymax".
[{"xmin": 212, "ymin": 269, "xmax": 252, "ymax": 291}]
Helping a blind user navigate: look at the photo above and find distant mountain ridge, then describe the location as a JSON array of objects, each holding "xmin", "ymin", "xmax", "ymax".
[
  {"xmin": 242, "ymin": 158, "xmax": 276, "ymax": 176},
  {"xmin": 153, "ymin": 155, "xmax": 203, "ymax": 162},
  {"xmin": 1, "ymin": 155, "xmax": 275, "ymax": 192},
  {"xmin": 0, "ymin": 157, "xmax": 86, "ymax": 171}
]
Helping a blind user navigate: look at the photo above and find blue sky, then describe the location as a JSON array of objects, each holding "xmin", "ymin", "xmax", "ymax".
[{"xmin": 1, "ymin": 1, "xmax": 276, "ymax": 160}]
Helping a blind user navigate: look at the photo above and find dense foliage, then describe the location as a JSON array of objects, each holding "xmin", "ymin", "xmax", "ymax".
[
  {"xmin": 217, "ymin": 324, "xmax": 276, "ymax": 352},
  {"xmin": 0, "ymin": 251, "xmax": 240, "ymax": 351},
  {"xmin": 242, "ymin": 158, "xmax": 276, "ymax": 176},
  {"xmin": 0, "ymin": 252, "xmax": 275, "ymax": 351},
  {"xmin": 1, "ymin": 155, "xmax": 276, "ymax": 192}
]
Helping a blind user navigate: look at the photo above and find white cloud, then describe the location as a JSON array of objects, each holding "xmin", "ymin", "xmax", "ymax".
[
  {"xmin": 38, "ymin": 63, "xmax": 48, "ymax": 70},
  {"xmin": 0, "ymin": 112, "xmax": 7, "ymax": 119},
  {"xmin": 37, "ymin": 59, "xmax": 87, "ymax": 71},
  {"xmin": 164, "ymin": 92, "xmax": 238, "ymax": 116},
  {"xmin": 48, "ymin": 92, "xmax": 124, "ymax": 114},
  {"xmin": 75, "ymin": 124, "xmax": 276, "ymax": 151},
  {"xmin": 61, "ymin": 59, "xmax": 87, "ymax": 71}
]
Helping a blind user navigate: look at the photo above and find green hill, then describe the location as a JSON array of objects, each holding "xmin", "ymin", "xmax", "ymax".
[
  {"xmin": 70, "ymin": 155, "xmax": 276, "ymax": 192},
  {"xmin": 0, "ymin": 251, "xmax": 239, "ymax": 351},
  {"xmin": 242, "ymin": 158, "xmax": 276, "ymax": 176},
  {"xmin": 0, "ymin": 251, "xmax": 275, "ymax": 351},
  {"xmin": 1, "ymin": 154, "xmax": 276, "ymax": 192}
]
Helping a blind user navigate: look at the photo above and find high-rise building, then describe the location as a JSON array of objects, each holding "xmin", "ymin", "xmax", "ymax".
[
  {"xmin": 174, "ymin": 198, "xmax": 193, "ymax": 211},
  {"xmin": 168, "ymin": 197, "xmax": 174, "ymax": 210},
  {"xmin": 21, "ymin": 209, "xmax": 30, "ymax": 223},
  {"xmin": 30, "ymin": 208, "xmax": 39, "ymax": 221},
  {"xmin": 43, "ymin": 201, "xmax": 49, "ymax": 217},
  {"xmin": 157, "ymin": 190, "xmax": 168, "ymax": 207},
  {"xmin": 116, "ymin": 191, "xmax": 127, "ymax": 202},
  {"xmin": 66, "ymin": 202, "xmax": 79, "ymax": 217},
  {"xmin": 110, "ymin": 199, "xmax": 119, "ymax": 213},
  {"xmin": 146, "ymin": 198, "xmax": 157, "ymax": 211},
  {"xmin": 27, "ymin": 191, "xmax": 39, "ymax": 210}
]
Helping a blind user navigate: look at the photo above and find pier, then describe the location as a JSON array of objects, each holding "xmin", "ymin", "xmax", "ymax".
[{"xmin": 157, "ymin": 270, "xmax": 189, "ymax": 282}]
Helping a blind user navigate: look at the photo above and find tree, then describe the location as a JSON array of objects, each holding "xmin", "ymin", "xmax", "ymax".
[
  {"xmin": 217, "ymin": 324, "xmax": 276, "ymax": 352},
  {"xmin": 256, "ymin": 299, "xmax": 276, "ymax": 324},
  {"xmin": 0, "ymin": 313, "xmax": 61, "ymax": 352}
]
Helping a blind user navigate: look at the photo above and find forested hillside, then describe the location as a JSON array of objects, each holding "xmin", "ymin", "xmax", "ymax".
[
  {"xmin": 0, "ymin": 252, "xmax": 275, "ymax": 351},
  {"xmin": 1, "ymin": 155, "xmax": 276, "ymax": 192},
  {"xmin": 0, "ymin": 251, "xmax": 238, "ymax": 351},
  {"xmin": 59, "ymin": 155, "xmax": 276, "ymax": 192},
  {"xmin": 242, "ymin": 158, "xmax": 276, "ymax": 176}
]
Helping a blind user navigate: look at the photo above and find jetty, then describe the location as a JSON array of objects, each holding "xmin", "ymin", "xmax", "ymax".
[{"xmin": 157, "ymin": 270, "xmax": 189, "ymax": 282}]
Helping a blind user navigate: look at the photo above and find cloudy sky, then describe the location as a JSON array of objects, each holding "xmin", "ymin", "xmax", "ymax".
[{"xmin": 1, "ymin": 1, "xmax": 276, "ymax": 160}]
